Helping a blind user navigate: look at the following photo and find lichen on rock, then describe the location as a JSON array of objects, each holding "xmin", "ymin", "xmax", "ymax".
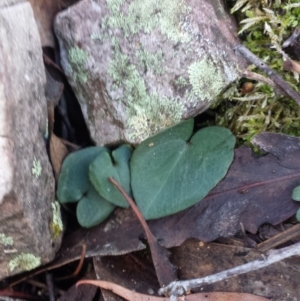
[
  {"xmin": 188, "ymin": 58, "xmax": 227, "ymax": 101},
  {"xmin": 68, "ymin": 47, "xmax": 88, "ymax": 83},
  {"xmin": 0, "ymin": 233, "xmax": 14, "ymax": 246},
  {"xmin": 8, "ymin": 253, "xmax": 41, "ymax": 272},
  {"xmin": 50, "ymin": 201, "xmax": 63, "ymax": 239},
  {"xmin": 107, "ymin": 38, "xmax": 184, "ymax": 141},
  {"xmin": 105, "ymin": 0, "xmax": 191, "ymax": 42},
  {"xmin": 54, "ymin": 0, "xmax": 245, "ymax": 145}
]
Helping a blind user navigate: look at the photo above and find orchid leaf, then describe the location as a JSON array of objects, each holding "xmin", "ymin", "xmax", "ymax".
[
  {"xmin": 89, "ymin": 145, "xmax": 133, "ymax": 207},
  {"xmin": 130, "ymin": 119, "xmax": 235, "ymax": 220},
  {"xmin": 57, "ymin": 146, "xmax": 107, "ymax": 203}
]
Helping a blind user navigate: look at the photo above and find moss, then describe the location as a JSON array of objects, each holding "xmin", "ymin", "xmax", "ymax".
[
  {"xmin": 216, "ymin": 0, "xmax": 300, "ymax": 145},
  {"xmin": 0, "ymin": 233, "xmax": 13, "ymax": 246},
  {"xmin": 50, "ymin": 201, "xmax": 63, "ymax": 240},
  {"xmin": 68, "ymin": 47, "xmax": 88, "ymax": 83},
  {"xmin": 9, "ymin": 253, "xmax": 41, "ymax": 272}
]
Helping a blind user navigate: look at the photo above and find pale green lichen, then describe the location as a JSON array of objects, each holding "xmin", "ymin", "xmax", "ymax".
[
  {"xmin": 175, "ymin": 75, "xmax": 188, "ymax": 87},
  {"xmin": 105, "ymin": 0, "xmax": 191, "ymax": 42},
  {"xmin": 93, "ymin": 0, "xmax": 228, "ymax": 141},
  {"xmin": 136, "ymin": 49, "xmax": 165, "ymax": 75},
  {"xmin": 0, "ymin": 233, "xmax": 14, "ymax": 246},
  {"xmin": 9, "ymin": 253, "xmax": 41, "ymax": 272},
  {"xmin": 188, "ymin": 59, "xmax": 226, "ymax": 100},
  {"xmin": 68, "ymin": 47, "xmax": 88, "ymax": 83},
  {"xmin": 127, "ymin": 94, "xmax": 184, "ymax": 141},
  {"xmin": 91, "ymin": 32, "xmax": 103, "ymax": 41},
  {"xmin": 50, "ymin": 201, "xmax": 63, "ymax": 240},
  {"xmin": 108, "ymin": 46, "xmax": 183, "ymax": 141},
  {"xmin": 32, "ymin": 157, "xmax": 42, "ymax": 178},
  {"xmin": 103, "ymin": 6, "xmax": 187, "ymax": 142}
]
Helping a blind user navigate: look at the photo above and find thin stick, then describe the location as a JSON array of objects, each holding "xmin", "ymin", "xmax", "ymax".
[
  {"xmin": 108, "ymin": 177, "xmax": 177, "ymax": 287},
  {"xmin": 108, "ymin": 177, "xmax": 151, "ymax": 236},
  {"xmin": 240, "ymin": 70, "xmax": 278, "ymax": 91},
  {"xmin": 257, "ymin": 223, "xmax": 300, "ymax": 253},
  {"xmin": 46, "ymin": 273, "xmax": 56, "ymax": 301},
  {"xmin": 159, "ymin": 241, "xmax": 300, "ymax": 297},
  {"xmin": 26, "ymin": 279, "xmax": 65, "ymax": 296},
  {"xmin": 234, "ymin": 44, "xmax": 300, "ymax": 106},
  {"xmin": 283, "ymin": 59, "xmax": 300, "ymax": 74},
  {"xmin": 55, "ymin": 244, "xmax": 86, "ymax": 281}
]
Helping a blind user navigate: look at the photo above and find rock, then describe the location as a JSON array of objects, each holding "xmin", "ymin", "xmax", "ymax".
[
  {"xmin": 54, "ymin": 0, "xmax": 246, "ymax": 145},
  {"xmin": 0, "ymin": 1, "xmax": 62, "ymax": 279},
  {"xmin": 27, "ymin": 0, "xmax": 79, "ymax": 47}
]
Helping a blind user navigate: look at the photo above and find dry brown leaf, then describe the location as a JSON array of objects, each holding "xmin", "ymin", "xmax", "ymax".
[
  {"xmin": 171, "ymin": 239, "xmax": 300, "ymax": 300},
  {"xmin": 50, "ymin": 133, "xmax": 68, "ymax": 180},
  {"xmin": 77, "ymin": 280, "xmax": 270, "ymax": 301},
  {"xmin": 28, "ymin": 0, "xmax": 78, "ymax": 47},
  {"xmin": 93, "ymin": 255, "xmax": 159, "ymax": 301},
  {"xmin": 28, "ymin": 0, "xmax": 61, "ymax": 47}
]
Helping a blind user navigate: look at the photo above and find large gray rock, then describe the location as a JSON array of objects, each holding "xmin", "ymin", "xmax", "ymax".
[
  {"xmin": 0, "ymin": 1, "xmax": 62, "ymax": 279},
  {"xmin": 54, "ymin": 0, "xmax": 246, "ymax": 145}
]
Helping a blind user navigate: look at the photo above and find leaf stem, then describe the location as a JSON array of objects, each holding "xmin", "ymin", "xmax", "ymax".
[
  {"xmin": 108, "ymin": 177, "xmax": 150, "ymax": 233},
  {"xmin": 108, "ymin": 177, "xmax": 177, "ymax": 287}
]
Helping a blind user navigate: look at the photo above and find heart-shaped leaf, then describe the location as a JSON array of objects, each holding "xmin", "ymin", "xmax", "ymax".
[
  {"xmin": 57, "ymin": 146, "xmax": 115, "ymax": 228},
  {"xmin": 57, "ymin": 146, "xmax": 107, "ymax": 203},
  {"xmin": 89, "ymin": 145, "xmax": 133, "ymax": 207},
  {"xmin": 130, "ymin": 119, "xmax": 235, "ymax": 220},
  {"xmin": 77, "ymin": 187, "xmax": 115, "ymax": 228}
]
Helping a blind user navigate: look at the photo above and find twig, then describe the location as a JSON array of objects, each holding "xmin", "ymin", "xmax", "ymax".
[
  {"xmin": 55, "ymin": 244, "xmax": 86, "ymax": 281},
  {"xmin": 159, "ymin": 241, "xmax": 300, "ymax": 297},
  {"xmin": 77, "ymin": 279, "xmax": 270, "ymax": 301},
  {"xmin": 46, "ymin": 273, "xmax": 56, "ymax": 301},
  {"xmin": 282, "ymin": 27, "xmax": 300, "ymax": 48},
  {"xmin": 234, "ymin": 44, "xmax": 300, "ymax": 106},
  {"xmin": 9, "ymin": 245, "xmax": 85, "ymax": 288},
  {"xmin": 26, "ymin": 279, "xmax": 65, "ymax": 296},
  {"xmin": 240, "ymin": 70, "xmax": 279, "ymax": 92},
  {"xmin": 241, "ymin": 70, "xmax": 276, "ymax": 88},
  {"xmin": 0, "ymin": 289, "xmax": 41, "ymax": 301},
  {"xmin": 257, "ymin": 223, "xmax": 300, "ymax": 253}
]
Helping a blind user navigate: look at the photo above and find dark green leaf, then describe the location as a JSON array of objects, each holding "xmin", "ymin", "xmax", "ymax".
[
  {"xmin": 77, "ymin": 188, "xmax": 115, "ymax": 228},
  {"xmin": 57, "ymin": 147, "xmax": 107, "ymax": 203},
  {"xmin": 131, "ymin": 119, "xmax": 235, "ymax": 220},
  {"xmin": 89, "ymin": 145, "xmax": 133, "ymax": 207}
]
